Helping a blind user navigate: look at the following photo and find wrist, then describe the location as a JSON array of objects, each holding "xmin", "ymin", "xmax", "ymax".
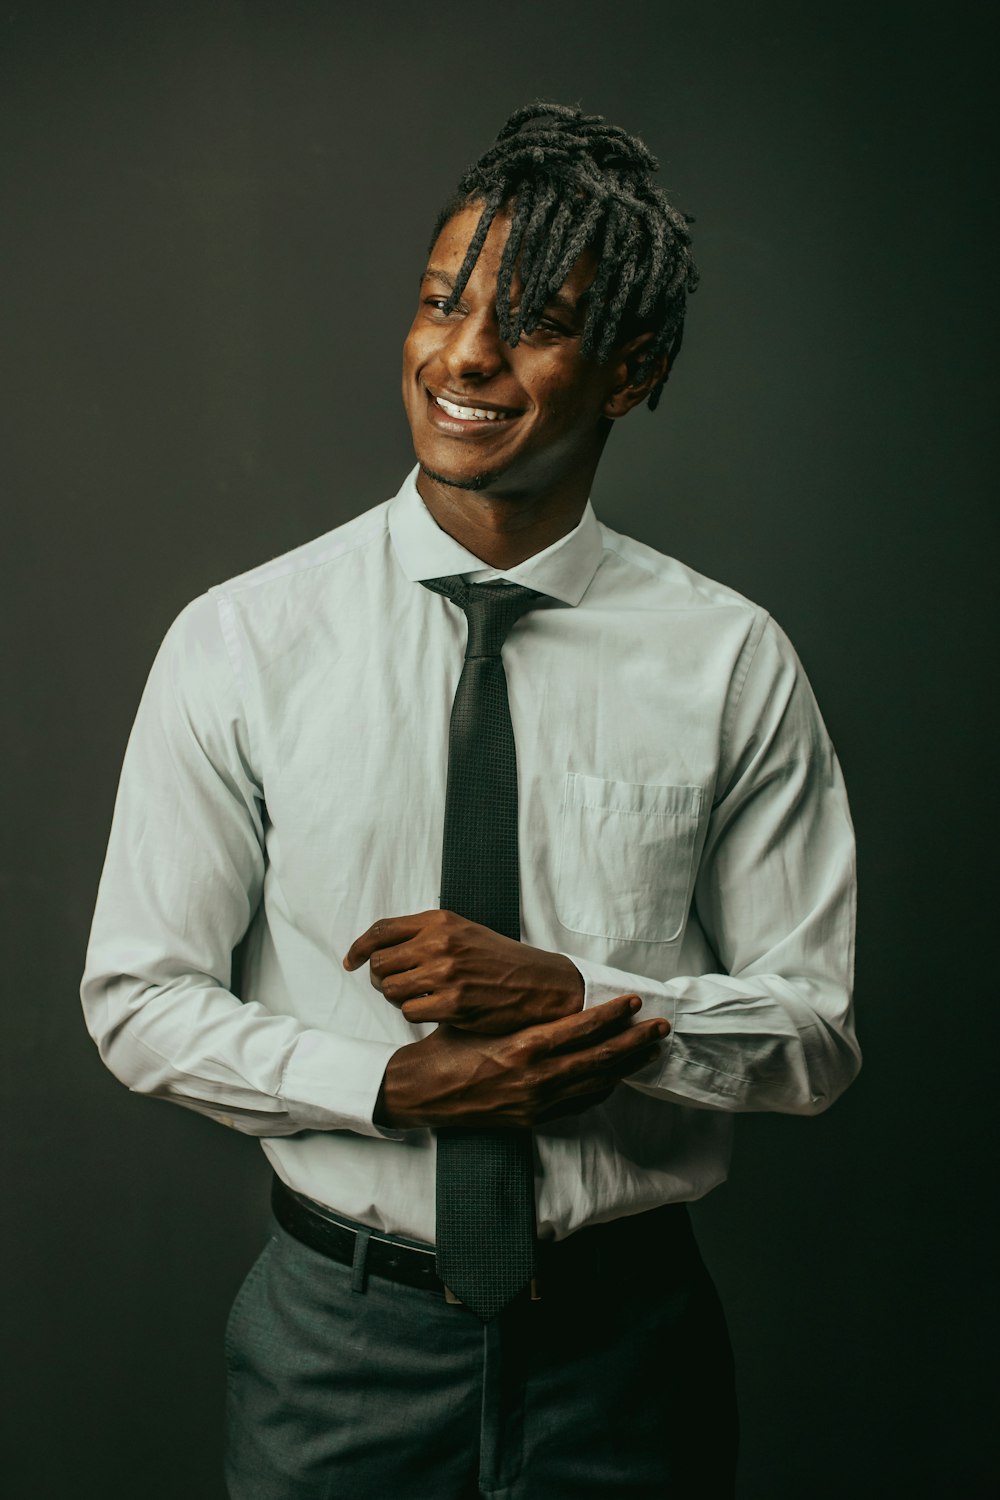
[
  {"xmin": 373, "ymin": 1044, "xmax": 419, "ymax": 1130},
  {"xmin": 549, "ymin": 954, "xmax": 585, "ymax": 1020},
  {"xmin": 372, "ymin": 1074, "xmax": 394, "ymax": 1128}
]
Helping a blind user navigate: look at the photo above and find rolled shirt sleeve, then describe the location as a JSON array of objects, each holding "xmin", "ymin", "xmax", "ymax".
[
  {"xmin": 568, "ymin": 614, "xmax": 860, "ymax": 1115},
  {"xmin": 80, "ymin": 595, "xmax": 404, "ymax": 1140}
]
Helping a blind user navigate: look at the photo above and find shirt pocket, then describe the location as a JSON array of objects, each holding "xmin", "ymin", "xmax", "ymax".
[{"xmin": 555, "ymin": 773, "xmax": 704, "ymax": 944}]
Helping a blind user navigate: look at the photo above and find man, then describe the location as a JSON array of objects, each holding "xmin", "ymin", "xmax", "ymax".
[{"xmin": 81, "ymin": 103, "xmax": 860, "ymax": 1498}]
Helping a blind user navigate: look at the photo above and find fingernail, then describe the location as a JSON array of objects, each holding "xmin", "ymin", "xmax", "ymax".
[
  {"xmin": 656, "ymin": 1022, "xmax": 670, "ymax": 1037},
  {"xmin": 628, "ymin": 996, "xmax": 641, "ymax": 1012}
]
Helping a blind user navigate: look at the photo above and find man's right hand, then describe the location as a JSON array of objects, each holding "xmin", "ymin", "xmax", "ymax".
[{"xmin": 373, "ymin": 994, "xmax": 669, "ymax": 1130}]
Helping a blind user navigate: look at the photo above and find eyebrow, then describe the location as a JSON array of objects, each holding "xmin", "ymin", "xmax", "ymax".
[{"xmin": 419, "ymin": 267, "xmax": 586, "ymax": 323}]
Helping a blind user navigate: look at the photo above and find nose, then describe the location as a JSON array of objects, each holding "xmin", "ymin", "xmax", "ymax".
[{"xmin": 440, "ymin": 306, "xmax": 507, "ymax": 383}]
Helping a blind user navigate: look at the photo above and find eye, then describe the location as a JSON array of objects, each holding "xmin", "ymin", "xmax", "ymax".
[
  {"xmin": 420, "ymin": 296, "xmax": 455, "ymax": 322},
  {"xmin": 513, "ymin": 307, "xmax": 573, "ymax": 338},
  {"xmin": 520, "ymin": 320, "xmax": 573, "ymax": 344}
]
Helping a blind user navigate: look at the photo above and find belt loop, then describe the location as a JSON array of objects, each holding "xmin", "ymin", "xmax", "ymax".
[{"xmin": 351, "ymin": 1228, "xmax": 372, "ymax": 1293}]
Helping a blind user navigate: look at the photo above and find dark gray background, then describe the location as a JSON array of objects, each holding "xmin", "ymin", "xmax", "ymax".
[{"xmin": 4, "ymin": 2, "xmax": 995, "ymax": 1495}]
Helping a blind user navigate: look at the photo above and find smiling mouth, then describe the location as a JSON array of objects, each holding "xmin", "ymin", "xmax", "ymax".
[{"xmin": 427, "ymin": 388, "xmax": 522, "ymax": 425}]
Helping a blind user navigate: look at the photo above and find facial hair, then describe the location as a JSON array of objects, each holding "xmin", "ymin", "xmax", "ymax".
[{"xmin": 418, "ymin": 462, "xmax": 508, "ymax": 494}]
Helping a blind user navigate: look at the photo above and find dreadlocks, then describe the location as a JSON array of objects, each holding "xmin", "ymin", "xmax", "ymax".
[{"xmin": 428, "ymin": 102, "xmax": 699, "ymax": 412}]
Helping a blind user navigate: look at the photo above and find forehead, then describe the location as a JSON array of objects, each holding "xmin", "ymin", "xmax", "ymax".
[{"xmin": 426, "ymin": 202, "xmax": 598, "ymax": 300}]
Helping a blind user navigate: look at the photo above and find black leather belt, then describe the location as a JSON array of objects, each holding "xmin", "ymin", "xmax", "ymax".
[
  {"xmin": 271, "ymin": 1173, "xmax": 694, "ymax": 1301},
  {"xmin": 271, "ymin": 1174, "xmax": 447, "ymax": 1294}
]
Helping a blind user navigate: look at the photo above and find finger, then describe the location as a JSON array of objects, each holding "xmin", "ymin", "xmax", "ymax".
[
  {"xmin": 399, "ymin": 993, "xmax": 451, "ymax": 1024},
  {"xmin": 342, "ymin": 914, "xmax": 428, "ymax": 971},
  {"xmin": 531, "ymin": 1046, "xmax": 660, "ymax": 1121},
  {"xmin": 384, "ymin": 972, "xmax": 440, "ymax": 1009},
  {"xmin": 550, "ymin": 1019, "xmax": 669, "ymax": 1085},
  {"xmin": 369, "ymin": 939, "xmax": 430, "ymax": 985},
  {"xmin": 541, "ymin": 993, "xmax": 644, "ymax": 1055},
  {"xmin": 366, "ymin": 940, "xmax": 431, "ymax": 996}
]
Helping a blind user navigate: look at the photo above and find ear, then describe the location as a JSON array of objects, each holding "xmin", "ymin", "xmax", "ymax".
[{"xmin": 602, "ymin": 332, "xmax": 669, "ymax": 419}]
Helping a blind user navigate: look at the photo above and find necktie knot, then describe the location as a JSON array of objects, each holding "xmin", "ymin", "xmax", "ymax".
[{"xmin": 421, "ymin": 576, "xmax": 547, "ymax": 659}]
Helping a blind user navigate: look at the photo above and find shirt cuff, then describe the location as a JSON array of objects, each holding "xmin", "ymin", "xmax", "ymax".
[
  {"xmin": 559, "ymin": 952, "xmax": 678, "ymax": 1057},
  {"xmin": 279, "ymin": 1030, "xmax": 407, "ymax": 1140}
]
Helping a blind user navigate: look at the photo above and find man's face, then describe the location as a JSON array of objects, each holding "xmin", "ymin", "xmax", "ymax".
[{"xmin": 402, "ymin": 202, "xmax": 617, "ymax": 502}]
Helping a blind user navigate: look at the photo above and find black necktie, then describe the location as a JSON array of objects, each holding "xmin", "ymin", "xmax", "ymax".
[{"xmin": 420, "ymin": 574, "xmax": 548, "ymax": 1321}]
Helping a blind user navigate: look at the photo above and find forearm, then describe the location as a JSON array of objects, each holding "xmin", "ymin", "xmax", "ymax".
[
  {"xmin": 567, "ymin": 954, "xmax": 859, "ymax": 1115},
  {"xmin": 83, "ymin": 963, "xmax": 404, "ymax": 1138}
]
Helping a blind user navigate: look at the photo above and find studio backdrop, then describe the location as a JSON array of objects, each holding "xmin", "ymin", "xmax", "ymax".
[{"xmin": 3, "ymin": 3, "xmax": 994, "ymax": 1496}]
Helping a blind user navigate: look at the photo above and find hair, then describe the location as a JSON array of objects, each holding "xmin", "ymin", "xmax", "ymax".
[{"xmin": 427, "ymin": 101, "xmax": 699, "ymax": 412}]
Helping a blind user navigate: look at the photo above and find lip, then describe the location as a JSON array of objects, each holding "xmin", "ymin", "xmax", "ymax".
[{"xmin": 424, "ymin": 385, "xmax": 524, "ymax": 436}]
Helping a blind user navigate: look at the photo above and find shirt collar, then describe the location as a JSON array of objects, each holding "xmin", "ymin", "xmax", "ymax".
[{"xmin": 387, "ymin": 465, "xmax": 605, "ymax": 607}]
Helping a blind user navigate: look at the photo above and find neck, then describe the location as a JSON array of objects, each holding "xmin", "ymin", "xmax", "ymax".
[{"xmin": 415, "ymin": 468, "xmax": 594, "ymax": 570}]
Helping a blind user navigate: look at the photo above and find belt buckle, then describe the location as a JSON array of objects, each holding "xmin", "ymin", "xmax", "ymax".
[{"xmin": 443, "ymin": 1279, "xmax": 542, "ymax": 1306}]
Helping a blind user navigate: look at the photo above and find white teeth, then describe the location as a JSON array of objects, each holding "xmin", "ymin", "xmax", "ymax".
[{"xmin": 435, "ymin": 395, "xmax": 508, "ymax": 422}]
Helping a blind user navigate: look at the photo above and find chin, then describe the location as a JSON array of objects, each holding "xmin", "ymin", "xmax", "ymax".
[{"xmin": 418, "ymin": 461, "xmax": 506, "ymax": 494}]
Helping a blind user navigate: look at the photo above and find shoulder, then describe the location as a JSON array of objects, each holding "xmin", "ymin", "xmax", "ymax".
[
  {"xmin": 593, "ymin": 520, "xmax": 775, "ymax": 682},
  {"xmin": 212, "ymin": 498, "xmax": 391, "ymax": 603},
  {"xmin": 592, "ymin": 520, "xmax": 816, "ymax": 700},
  {"xmin": 595, "ymin": 520, "xmax": 764, "ymax": 619},
  {"xmin": 152, "ymin": 496, "xmax": 393, "ymax": 689}
]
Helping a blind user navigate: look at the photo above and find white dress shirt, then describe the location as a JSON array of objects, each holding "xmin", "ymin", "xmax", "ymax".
[{"xmin": 81, "ymin": 467, "xmax": 860, "ymax": 1244}]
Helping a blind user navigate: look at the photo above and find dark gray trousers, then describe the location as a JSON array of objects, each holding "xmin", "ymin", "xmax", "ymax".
[{"xmin": 224, "ymin": 1203, "xmax": 738, "ymax": 1499}]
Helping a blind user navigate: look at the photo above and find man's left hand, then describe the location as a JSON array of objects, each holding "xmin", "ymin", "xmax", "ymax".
[{"xmin": 343, "ymin": 909, "xmax": 585, "ymax": 1034}]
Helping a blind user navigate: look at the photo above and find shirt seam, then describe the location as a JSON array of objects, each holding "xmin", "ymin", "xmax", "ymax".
[
  {"xmin": 672, "ymin": 1055, "xmax": 752, "ymax": 1087},
  {"xmin": 212, "ymin": 513, "xmax": 388, "ymax": 599},
  {"xmin": 664, "ymin": 1055, "xmax": 824, "ymax": 1106},
  {"xmin": 212, "ymin": 592, "xmax": 264, "ymax": 792},
  {"xmin": 726, "ymin": 608, "xmax": 770, "ymax": 727},
  {"xmin": 123, "ymin": 1025, "xmax": 286, "ymax": 1108},
  {"xmin": 713, "ymin": 608, "xmax": 771, "ymax": 807},
  {"xmin": 599, "ymin": 538, "xmax": 762, "ymax": 614},
  {"xmin": 571, "ymin": 801, "xmax": 697, "ymax": 816}
]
